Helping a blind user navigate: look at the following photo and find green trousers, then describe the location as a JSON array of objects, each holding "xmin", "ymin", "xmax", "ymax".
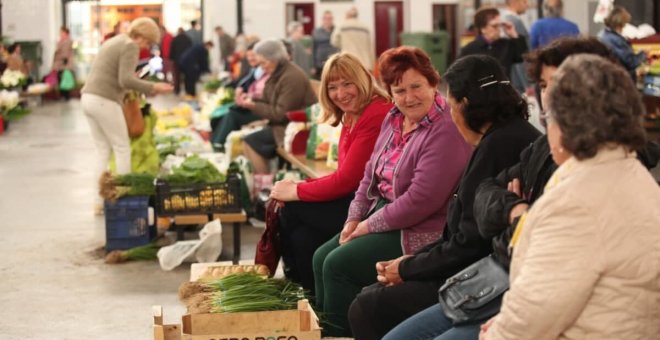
[{"xmin": 312, "ymin": 231, "xmax": 403, "ymax": 337}]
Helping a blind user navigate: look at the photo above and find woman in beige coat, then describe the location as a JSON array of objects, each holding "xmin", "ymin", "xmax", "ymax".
[{"xmin": 481, "ymin": 54, "xmax": 660, "ymax": 339}]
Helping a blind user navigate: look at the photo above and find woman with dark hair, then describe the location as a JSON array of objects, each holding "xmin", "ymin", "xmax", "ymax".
[
  {"xmin": 598, "ymin": 6, "xmax": 647, "ymax": 81},
  {"xmin": 459, "ymin": 6, "xmax": 528, "ymax": 77},
  {"xmin": 313, "ymin": 46, "xmax": 473, "ymax": 337},
  {"xmin": 480, "ymin": 54, "xmax": 660, "ymax": 340},
  {"xmin": 348, "ymin": 54, "xmax": 540, "ymax": 340},
  {"xmin": 271, "ymin": 52, "xmax": 391, "ymax": 295}
]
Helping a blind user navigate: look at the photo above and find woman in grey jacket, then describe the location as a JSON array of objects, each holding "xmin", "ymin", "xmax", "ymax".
[{"xmin": 81, "ymin": 17, "xmax": 172, "ymax": 213}]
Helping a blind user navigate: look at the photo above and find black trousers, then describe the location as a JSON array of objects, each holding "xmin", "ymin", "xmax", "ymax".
[
  {"xmin": 348, "ymin": 280, "xmax": 441, "ymax": 340},
  {"xmin": 183, "ymin": 71, "xmax": 199, "ymax": 96},
  {"xmin": 278, "ymin": 194, "xmax": 353, "ymax": 296}
]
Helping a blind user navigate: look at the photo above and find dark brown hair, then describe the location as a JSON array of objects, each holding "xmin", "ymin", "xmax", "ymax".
[
  {"xmin": 474, "ymin": 7, "xmax": 500, "ymax": 32},
  {"xmin": 524, "ymin": 37, "xmax": 617, "ymax": 83},
  {"xmin": 547, "ymin": 54, "xmax": 646, "ymax": 160},
  {"xmin": 377, "ymin": 46, "xmax": 440, "ymax": 97},
  {"xmin": 443, "ymin": 54, "xmax": 528, "ymax": 133}
]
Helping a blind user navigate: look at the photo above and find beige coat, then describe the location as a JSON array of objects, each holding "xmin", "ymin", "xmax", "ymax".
[
  {"xmin": 81, "ymin": 34, "xmax": 153, "ymax": 104},
  {"xmin": 487, "ymin": 146, "xmax": 660, "ymax": 340},
  {"xmin": 331, "ymin": 18, "xmax": 375, "ymax": 70},
  {"xmin": 52, "ymin": 38, "xmax": 74, "ymax": 71}
]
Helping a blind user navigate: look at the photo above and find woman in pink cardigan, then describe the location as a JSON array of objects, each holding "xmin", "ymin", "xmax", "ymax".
[{"xmin": 312, "ymin": 47, "xmax": 473, "ymax": 337}]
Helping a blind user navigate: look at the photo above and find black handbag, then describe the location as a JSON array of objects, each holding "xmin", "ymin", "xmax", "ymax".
[{"xmin": 438, "ymin": 255, "xmax": 509, "ymax": 325}]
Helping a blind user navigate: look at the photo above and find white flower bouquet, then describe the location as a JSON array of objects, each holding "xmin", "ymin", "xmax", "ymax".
[{"xmin": 0, "ymin": 70, "xmax": 27, "ymax": 89}]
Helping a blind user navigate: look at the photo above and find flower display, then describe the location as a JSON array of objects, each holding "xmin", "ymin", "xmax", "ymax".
[{"xmin": 0, "ymin": 70, "xmax": 27, "ymax": 89}]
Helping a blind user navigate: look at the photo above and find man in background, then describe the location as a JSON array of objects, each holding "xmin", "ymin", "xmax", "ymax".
[
  {"xmin": 529, "ymin": 0, "xmax": 579, "ymax": 49},
  {"xmin": 170, "ymin": 27, "xmax": 193, "ymax": 95},
  {"xmin": 312, "ymin": 11, "xmax": 338, "ymax": 77},
  {"xmin": 215, "ymin": 26, "xmax": 236, "ymax": 71},
  {"xmin": 331, "ymin": 7, "xmax": 374, "ymax": 71},
  {"xmin": 287, "ymin": 21, "xmax": 312, "ymax": 76},
  {"xmin": 179, "ymin": 41, "xmax": 214, "ymax": 97},
  {"xmin": 186, "ymin": 20, "xmax": 203, "ymax": 45}
]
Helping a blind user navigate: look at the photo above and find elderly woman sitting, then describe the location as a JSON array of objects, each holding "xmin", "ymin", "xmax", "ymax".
[
  {"xmin": 481, "ymin": 54, "xmax": 660, "ymax": 340},
  {"xmin": 226, "ymin": 39, "xmax": 317, "ymax": 173}
]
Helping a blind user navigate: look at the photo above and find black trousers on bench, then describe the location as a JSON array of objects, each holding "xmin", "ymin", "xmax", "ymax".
[
  {"xmin": 278, "ymin": 194, "xmax": 353, "ymax": 296},
  {"xmin": 348, "ymin": 279, "xmax": 441, "ymax": 340}
]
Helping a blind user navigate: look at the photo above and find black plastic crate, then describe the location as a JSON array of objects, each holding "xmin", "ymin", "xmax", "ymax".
[
  {"xmin": 155, "ymin": 175, "xmax": 241, "ymax": 216},
  {"xmin": 104, "ymin": 196, "xmax": 155, "ymax": 251}
]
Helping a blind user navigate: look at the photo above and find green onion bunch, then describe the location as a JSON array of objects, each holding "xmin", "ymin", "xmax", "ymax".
[{"xmin": 205, "ymin": 272, "xmax": 307, "ymax": 313}]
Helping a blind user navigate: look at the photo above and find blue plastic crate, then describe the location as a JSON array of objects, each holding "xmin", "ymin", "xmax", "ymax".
[{"xmin": 104, "ymin": 196, "xmax": 155, "ymax": 251}]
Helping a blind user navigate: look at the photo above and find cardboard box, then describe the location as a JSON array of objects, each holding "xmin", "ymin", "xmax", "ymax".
[{"xmin": 154, "ymin": 263, "xmax": 321, "ymax": 340}]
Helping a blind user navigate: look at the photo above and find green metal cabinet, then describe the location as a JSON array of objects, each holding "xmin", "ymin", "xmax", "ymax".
[
  {"xmin": 16, "ymin": 40, "xmax": 43, "ymax": 80},
  {"xmin": 400, "ymin": 31, "xmax": 450, "ymax": 74}
]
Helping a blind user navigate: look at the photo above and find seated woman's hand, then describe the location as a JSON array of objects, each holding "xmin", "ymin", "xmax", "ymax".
[
  {"xmin": 269, "ymin": 179, "xmax": 299, "ymax": 202},
  {"xmin": 339, "ymin": 221, "xmax": 359, "ymax": 245},
  {"xmin": 376, "ymin": 255, "xmax": 411, "ymax": 286},
  {"xmin": 342, "ymin": 220, "xmax": 370, "ymax": 244},
  {"xmin": 235, "ymin": 93, "xmax": 255, "ymax": 109}
]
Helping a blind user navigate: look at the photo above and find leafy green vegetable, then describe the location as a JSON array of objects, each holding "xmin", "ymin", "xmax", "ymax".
[
  {"xmin": 2, "ymin": 106, "xmax": 30, "ymax": 122},
  {"xmin": 162, "ymin": 155, "xmax": 225, "ymax": 185},
  {"xmin": 204, "ymin": 79, "xmax": 223, "ymax": 91}
]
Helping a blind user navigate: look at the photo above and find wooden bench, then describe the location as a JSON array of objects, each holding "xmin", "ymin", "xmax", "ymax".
[
  {"xmin": 276, "ymin": 146, "xmax": 334, "ymax": 179},
  {"xmin": 172, "ymin": 210, "xmax": 248, "ymax": 264}
]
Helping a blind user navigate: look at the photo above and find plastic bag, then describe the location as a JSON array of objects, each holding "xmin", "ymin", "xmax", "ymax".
[
  {"xmin": 59, "ymin": 69, "xmax": 75, "ymax": 91},
  {"xmin": 157, "ymin": 219, "xmax": 223, "ymax": 271}
]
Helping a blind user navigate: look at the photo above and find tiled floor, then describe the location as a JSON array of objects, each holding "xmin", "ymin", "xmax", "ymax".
[{"xmin": 0, "ymin": 96, "xmax": 265, "ymax": 339}]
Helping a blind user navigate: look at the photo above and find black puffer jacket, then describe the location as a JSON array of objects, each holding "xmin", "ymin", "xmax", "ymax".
[{"xmin": 474, "ymin": 136, "xmax": 660, "ymax": 269}]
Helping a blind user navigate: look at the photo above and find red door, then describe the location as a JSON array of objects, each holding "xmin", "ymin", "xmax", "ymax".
[
  {"xmin": 374, "ymin": 1, "xmax": 404, "ymax": 56},
  {"xmin": 286, "ymin": 3, "xmax": 315, "ymax": 35}
]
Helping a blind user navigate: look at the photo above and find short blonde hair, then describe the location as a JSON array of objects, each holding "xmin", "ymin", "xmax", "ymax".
[
  {"xmin": 129, "ymin": 17, "xmax": 160, "ymax": 44},
  {"xmin": 319, "ymin": 52, "xmax": 390, "ymax": 126}
]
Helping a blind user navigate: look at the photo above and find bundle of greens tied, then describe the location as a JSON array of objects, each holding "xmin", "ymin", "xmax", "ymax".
[
  {"xmin": 179, "ymin": 272, "xmax": 307, "ymax": 314},
  {"xmin": 99, "ymin": 172, "xmax": 156, "ymax": 201}
]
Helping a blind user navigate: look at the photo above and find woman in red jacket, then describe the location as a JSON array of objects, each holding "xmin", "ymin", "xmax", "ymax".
[{"xmin": 270, "ymin": 52, "xmax": 391, "ymax": 294}]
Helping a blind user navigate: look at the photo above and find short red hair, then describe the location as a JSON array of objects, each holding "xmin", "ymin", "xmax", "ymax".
[{"xmin": 377, "ymin": 46, "xmax": 440, "ymax": 96}]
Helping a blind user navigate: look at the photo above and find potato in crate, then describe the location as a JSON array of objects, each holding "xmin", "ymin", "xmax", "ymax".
[
  {"xmin": 104, "ymin": 196, "xmax": 156, "ymax": 251},
  {"xmin": 155, "ymin": 175, "xmax": 241, "ymax": 216}
]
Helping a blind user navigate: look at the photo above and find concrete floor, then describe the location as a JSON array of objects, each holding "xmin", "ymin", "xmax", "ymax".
[{"xmin": 0, "ymin": 96, "xmax": 264, "ymax": 340}]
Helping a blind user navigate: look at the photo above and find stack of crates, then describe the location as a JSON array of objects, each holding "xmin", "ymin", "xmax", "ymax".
[{"xmin": 104, "ymin": 196, "xmax": 155, "ymax": 251}]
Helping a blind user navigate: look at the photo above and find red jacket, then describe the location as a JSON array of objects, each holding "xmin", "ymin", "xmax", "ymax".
[
  {"xmin": 297, "ymin": 97, "xmax": 392, "ymax": 202},
  {"xmin": 161, "ymin": 31, "xmax": 173, "ymax": 59}
]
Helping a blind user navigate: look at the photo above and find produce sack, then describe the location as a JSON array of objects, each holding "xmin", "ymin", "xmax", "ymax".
[{"xmin": 157, "ymin": 219, "xmax": 223, "ymax": 271}]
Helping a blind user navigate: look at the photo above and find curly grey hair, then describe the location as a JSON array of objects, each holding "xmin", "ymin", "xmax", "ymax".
[{"xmin": 547, "ymin": 54, "xmax": 646, "ymax": 160}]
